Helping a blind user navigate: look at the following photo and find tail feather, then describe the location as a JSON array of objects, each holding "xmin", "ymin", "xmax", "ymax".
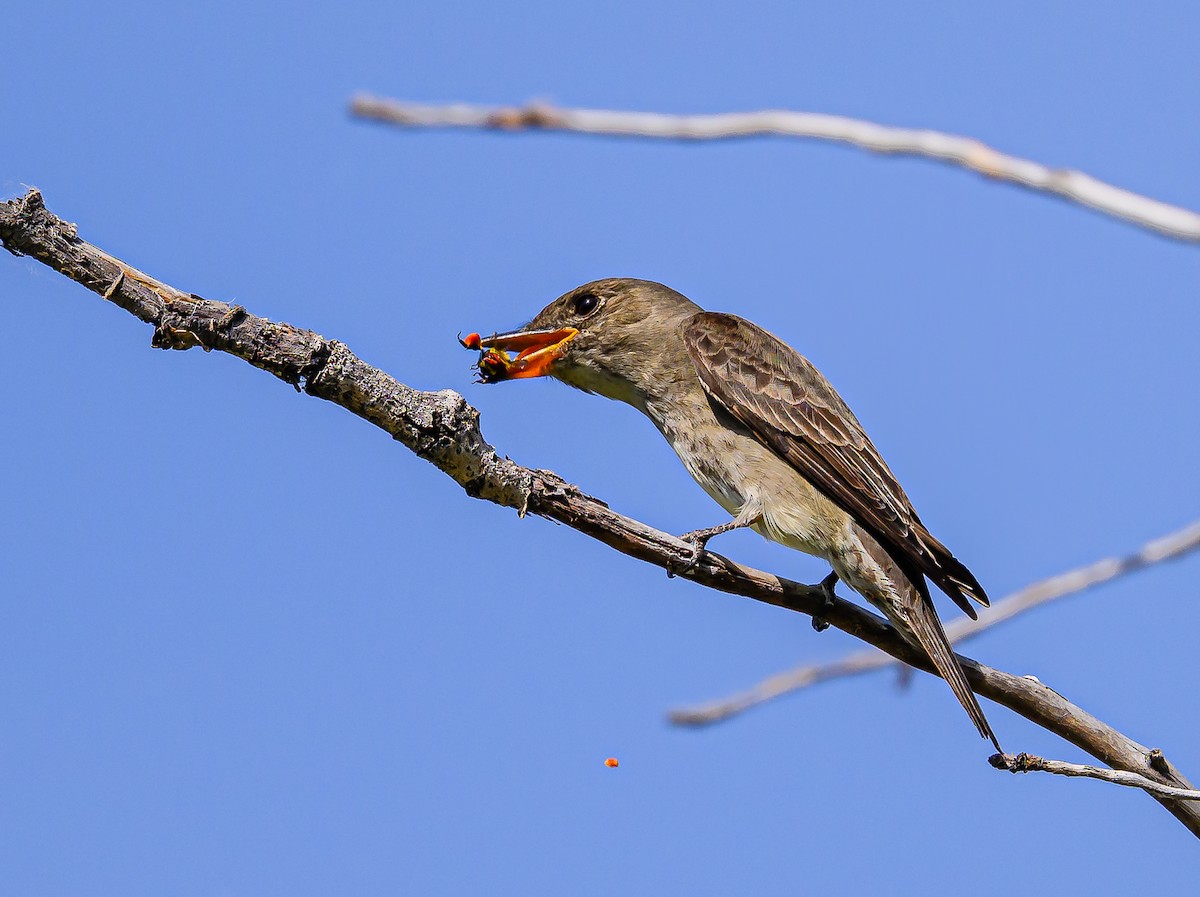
[
  {"xmin": 853, "ymin": 524, "xmax": 1000, "ymax": 750},
  {"xmin": 906, "ymin": 597, "xmax": 1001, "ymax": 752}
]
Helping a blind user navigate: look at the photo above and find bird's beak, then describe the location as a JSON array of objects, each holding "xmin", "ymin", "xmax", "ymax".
[{"xmin": 461, "ymin": 327, "xmax": 579, "ymax": 381}]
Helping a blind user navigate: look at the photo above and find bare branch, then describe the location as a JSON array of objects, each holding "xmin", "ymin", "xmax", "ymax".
[
  {"xmin": 349, "ymin": 96, "xmax": 1200, "ymax": 244},
  {"xmin": 991, "ymin": 752, "xmax": 1200, "ymax": 802},
  {"xmin": 670, "ymin": 521, "xmax": 1200, "ymax": 726},
  {"xmin": 4, "ymin": 187, "xmax": 1199, "ymax": 836}
]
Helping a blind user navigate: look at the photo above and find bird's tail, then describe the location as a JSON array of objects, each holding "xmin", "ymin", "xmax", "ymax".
[
  {"xmin": 903, "ymin": 594, "xmax": 1001, "ymax": 752},
  {"xmin": 853, "ymin": 526, "xmax": 1000, "ymax": 751}
]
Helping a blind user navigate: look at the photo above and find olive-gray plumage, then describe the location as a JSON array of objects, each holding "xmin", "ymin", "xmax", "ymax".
[{"xmin": 488, "ymin": 277, "xmax": 998, "ymax": 749}]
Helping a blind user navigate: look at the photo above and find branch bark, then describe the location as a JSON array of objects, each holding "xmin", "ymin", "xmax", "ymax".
[
  {"xmin": 4, "ymin": 187, "xmax": 1198, "ymax": 836},
  {"xmin": 670, "ymin": 521, "xmax": 1200, "ymax": 726},
  {"xmin": 992, "ymin": 752, "xmax": 1200, "ymax": 803},
  {"xmin": 349, "ymin": 96, "xmax": 1200, "ymax": 244}
]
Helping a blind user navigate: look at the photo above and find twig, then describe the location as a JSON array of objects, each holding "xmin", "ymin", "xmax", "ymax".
[
  {"xmin": 991, "ymin": 752, "xmax": 1200, "ymax": 802},
  {"xmin": 349, "ymin": 96, "xmax": 1200, "ymax": 244},
  {"xmin": 670, "ymin": 521, "xmax": 1200, "ymax": 726},
  {"xmin": 4, "ymin": 187, "xmax": 1199, "ymax": 837}
]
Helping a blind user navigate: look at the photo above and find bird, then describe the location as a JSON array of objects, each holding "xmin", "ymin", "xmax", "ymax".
[{"xmin": 466, "ymin": 277, "xmax": 999, "ymax": 750}]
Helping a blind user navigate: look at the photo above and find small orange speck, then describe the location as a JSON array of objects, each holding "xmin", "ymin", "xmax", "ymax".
[{"xmin": 604, "ymin": 757, "xmax": 619, "ymax": 768}]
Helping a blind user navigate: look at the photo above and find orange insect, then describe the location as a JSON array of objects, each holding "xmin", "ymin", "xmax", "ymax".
[
  {"xmin": 458, "ymin": 327, "xmax": 579, "ymax": 383},
  {"xmin": 459, "ymin": 331, "xmax": 515, "ymax": 382}
]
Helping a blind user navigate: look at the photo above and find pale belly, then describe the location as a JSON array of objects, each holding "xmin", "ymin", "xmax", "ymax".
[
  {"xmin": 657, "ymin": 410, "xmax": 851, "ymax": 562},
  {"xmin": 647, "ymin": 397, "xmax": 908, "ymax": 626}
]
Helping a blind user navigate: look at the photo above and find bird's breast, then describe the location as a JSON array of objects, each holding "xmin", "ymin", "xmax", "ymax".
[{"xmin": 648, "ymin": 396, "xmax": 850, "ymax": 558}]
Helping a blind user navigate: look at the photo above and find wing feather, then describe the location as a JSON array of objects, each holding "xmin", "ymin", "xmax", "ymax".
[{"xmin": 683, "ymin": 312, "xmax": 988, "ymax": 617}]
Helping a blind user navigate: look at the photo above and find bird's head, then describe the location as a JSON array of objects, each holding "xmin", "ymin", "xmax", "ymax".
[{"xmin": 465, "ymin": 278, "xmax": 701, "ymax": 406}]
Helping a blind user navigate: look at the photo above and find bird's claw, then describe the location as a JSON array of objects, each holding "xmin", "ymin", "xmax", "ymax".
[
  {"xmin": 667, "ymin": 530, "xmax": 711, "ymax": 578},
  {"xmin": 812, "ymin": 571, "xmax": 839, "ymax": 632}
]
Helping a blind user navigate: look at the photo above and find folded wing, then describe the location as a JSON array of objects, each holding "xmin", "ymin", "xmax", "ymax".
[{"xmin": 683, "ymin": 311, "xmax": 989, "ymax": 618}]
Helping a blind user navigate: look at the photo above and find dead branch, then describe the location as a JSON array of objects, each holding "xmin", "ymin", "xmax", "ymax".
[
  {"xmin": 670, "ymin": 521, "xmax": 1200, "ymax": 725},
  {"xmin": 349, "ymin": 96, "xmax": 1200, "ymax": 244},
  {"xmin": 3, "ymin": 187, "xmax": 1198, "ymax": 836},
  {"xmin": 992, "ymin": 752, "xmax": 1200, "ymax": 802}
]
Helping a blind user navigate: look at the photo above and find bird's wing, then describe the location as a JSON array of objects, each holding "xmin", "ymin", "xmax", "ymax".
[{"xmin": 683, "ymin": 311, "xmax": 988, "ymax": 617}]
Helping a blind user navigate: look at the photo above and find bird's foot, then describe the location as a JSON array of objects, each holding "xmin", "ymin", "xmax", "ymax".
[
  {"xmin": 667, "ymin": 517, "xmax": 756, "ymax": 579},
  {"xmin": 667, "ymin": 527, "xmax": 716, "ymax": 578},
  {"xmin": 812, "ymin": 571, "xmax": 839, "ymax": 632}
]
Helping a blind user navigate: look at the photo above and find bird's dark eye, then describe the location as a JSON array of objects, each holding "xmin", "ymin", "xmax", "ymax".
[{"xmin": 572, "ymin": 292, "xmax": 599, "ymax": 317}]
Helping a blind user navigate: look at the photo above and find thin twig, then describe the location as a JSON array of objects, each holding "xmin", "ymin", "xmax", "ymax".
[
  {"xmin": 349, "ymin": 95, "xmax": 1200, "ymax": 244},
  {"xmin": 991, "ymin": 752, "xmax": 1200, "ymax": 802},
  {"xmin": 4, "ymin": 187, "xmax": 1199, "ymax": 837},
  {"xmin": 670, "ymin": 521, "xmax": 1200, "ymax": 726}
]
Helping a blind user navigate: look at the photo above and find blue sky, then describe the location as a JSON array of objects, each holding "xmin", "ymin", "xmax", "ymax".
[{"xmin": 3, "ymin": 1, "xmax": 1199, "ymax": 893}]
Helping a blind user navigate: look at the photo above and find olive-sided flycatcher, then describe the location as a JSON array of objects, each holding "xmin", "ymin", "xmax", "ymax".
[{"xmin": 467, "ymin": 278, "xmax": 999, "ymax": 750}]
